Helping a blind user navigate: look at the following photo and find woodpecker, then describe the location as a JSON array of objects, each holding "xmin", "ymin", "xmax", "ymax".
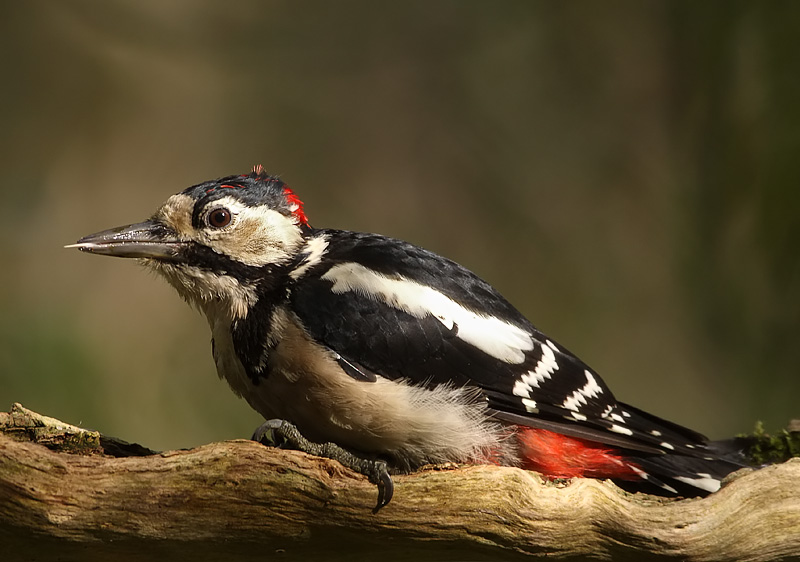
[{"xmin": 69, "ymin": 166, "xmax": 744, "ymax": 508}]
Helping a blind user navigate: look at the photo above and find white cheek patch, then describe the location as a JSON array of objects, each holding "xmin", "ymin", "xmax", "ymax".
[
  {"xmin": 156, "ymin": 195, "xmax": 303, "ymax": 268},
  {"xmin": 203, "ymin": 199, "xmax": 304, "ymax": 267},
  {"xmin": 322, "ymin": 262, "xmax": 534, "ymax": 364}
]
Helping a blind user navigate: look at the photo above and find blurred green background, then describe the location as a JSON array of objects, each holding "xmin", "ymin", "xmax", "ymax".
[{"xmin": 1, "ymin": 1, "xmax": 797, "ymax": 452}]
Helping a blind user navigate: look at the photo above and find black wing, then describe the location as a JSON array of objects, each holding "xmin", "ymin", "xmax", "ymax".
[{"xmin": 291, "ymin": 229, "xmax": 710, "ymax": 455}]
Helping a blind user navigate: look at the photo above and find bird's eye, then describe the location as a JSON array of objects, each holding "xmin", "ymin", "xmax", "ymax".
[{"xmin": 207, "ymin": 207, "xmax": 233, "ymax": 228}]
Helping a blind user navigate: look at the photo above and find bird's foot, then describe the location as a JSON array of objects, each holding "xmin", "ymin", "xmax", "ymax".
[{"xmin": 252, "ymin": 419, "xmax": 394, "ymax": 513}]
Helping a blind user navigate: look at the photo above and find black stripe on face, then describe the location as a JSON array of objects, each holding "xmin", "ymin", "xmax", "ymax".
[{"xmin": 179, "ymin": 243, "xmax": 276, "ymax": 283}]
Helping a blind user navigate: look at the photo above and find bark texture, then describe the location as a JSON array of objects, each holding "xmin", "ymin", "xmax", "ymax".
[{"xmin": 1, "ymin": 403, "xmax": 799, "ymax": 561}]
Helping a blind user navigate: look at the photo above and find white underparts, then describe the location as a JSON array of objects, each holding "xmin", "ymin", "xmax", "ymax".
[
  {"xmin": 149, "ymin": 261, "xmax": 257, "ymax": 320},
  {"xmin": 218, "ymin": 308, "xmax": 507, "ymax": 467},
  {"xmin": 321, "ymin": 262, "xmax": 534, "ymax": 364},
  {"xmin": 146, "ymin": 261, "xmax": 259, "ymax": 399}
]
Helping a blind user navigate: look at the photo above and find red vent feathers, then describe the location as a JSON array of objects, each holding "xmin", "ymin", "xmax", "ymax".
[{"xmin": 516, "ymin": 428, "xmax": 641, "ymax": 480}]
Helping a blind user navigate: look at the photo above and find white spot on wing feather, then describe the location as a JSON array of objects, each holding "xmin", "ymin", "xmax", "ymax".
[
  {"xmin": 532, "ymin": 343, "xmax": 559, "ymax": 386},
  {"xmin": 512, "ymin": 380, "xmax": 531, "ymax": 399},
  {"xmin": 562, "ymin": 370, "xmax": 604, "ymax": 413},
  {"xmin": 609, "ymin": 424, "xmax": 633, "ymax": 436},
  {"xmin": 513, "ymin": 342, "xmax": 560, "ymax": 402},
  {"xmin": 674, "ymin": 474, "xmax": 721, "ymax": 493}
]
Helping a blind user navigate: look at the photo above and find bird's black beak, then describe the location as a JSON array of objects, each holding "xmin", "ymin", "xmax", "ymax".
[{"xmin": 66, "ymin": 220, "xmax": 185, "ymax": 261}]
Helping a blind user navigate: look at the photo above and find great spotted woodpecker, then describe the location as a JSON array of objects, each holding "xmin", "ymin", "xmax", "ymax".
[{"xmin": 69, "ymin": 166, "xmax": 744, "ymax": 509}]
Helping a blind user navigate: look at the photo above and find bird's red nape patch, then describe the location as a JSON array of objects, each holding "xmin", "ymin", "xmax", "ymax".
[
  {"xmin": 283, "ymin": 186, "xmax": 309, "ymax": 227},
  {"xmin": 248, "ymin": 165, "xmax": 309, "ymax": 227},
  {"xmin": 516, "ymin": 427, "xmax": 642, "ymax": 480}
]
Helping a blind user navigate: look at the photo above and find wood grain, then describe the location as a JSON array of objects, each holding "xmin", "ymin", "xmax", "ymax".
[{"xmin": 1, "ymin": 404, "xmax": 798, "ymax": 561}]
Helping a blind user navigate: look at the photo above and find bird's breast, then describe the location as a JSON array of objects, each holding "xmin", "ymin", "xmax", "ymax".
[{"xmin": 205, "ymin": 305, "xmax": 504, "ymax": 467}]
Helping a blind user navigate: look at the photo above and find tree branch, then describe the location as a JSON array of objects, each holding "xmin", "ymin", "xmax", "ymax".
[{"xmin": 1, "ymin": 403, "xmax": 798, "ymax": 561}]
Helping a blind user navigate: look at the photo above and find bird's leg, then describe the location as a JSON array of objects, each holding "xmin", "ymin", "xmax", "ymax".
[{"xmin": 252, "ymin": 419, "xmax": 394, "ymax": 512}]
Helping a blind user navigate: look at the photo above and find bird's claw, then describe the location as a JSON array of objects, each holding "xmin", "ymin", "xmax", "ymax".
[
  {"xmin": 370, "ymin": 460, "xmax": 394, "ymax": 513},
  {"xmin": 251, "ymin": 419, "xmax": 291, "ymax": 448},
  {"xmin": 252, "ymin": 419, "xmax": 395, "ymax": 512}
]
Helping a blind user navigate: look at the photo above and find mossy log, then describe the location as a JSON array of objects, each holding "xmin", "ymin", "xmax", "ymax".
[{"xmin": 1, "ymin": 403, "xmax": 799, "ymax": 561}]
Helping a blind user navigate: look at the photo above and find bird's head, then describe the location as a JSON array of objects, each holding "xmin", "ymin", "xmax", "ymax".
[{"xmin": 69, "ymin": 166, "xmax": 311, "ymax": 318}]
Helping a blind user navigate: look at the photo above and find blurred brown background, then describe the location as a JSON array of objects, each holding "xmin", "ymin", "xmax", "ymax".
[{"xmin": 1, "ymin": 1, "xmax": 798, "ymax": 451}]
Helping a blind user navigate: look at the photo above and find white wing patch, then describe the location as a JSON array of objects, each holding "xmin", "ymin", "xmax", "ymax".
[{"xmin": 322, "ymin": 262, "xmax": 534, "ymax": 364}]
